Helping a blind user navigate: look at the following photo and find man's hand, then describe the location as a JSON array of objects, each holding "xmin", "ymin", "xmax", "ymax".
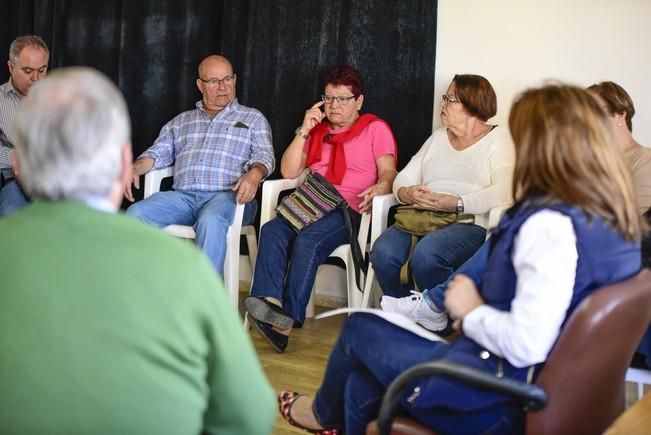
[
  {"xmin": 444, "ymin": 274, "xmax": 484, "ymax": 330},
  {"xmin": 233, "ymin": 164, "xmax": 265, "ymax": 204},
  {"xmin": 124, "ymin": 157, "xmax": 154, "ymax": 202}
]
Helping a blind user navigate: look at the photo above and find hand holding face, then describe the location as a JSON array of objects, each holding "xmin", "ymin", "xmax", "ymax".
[
  {"xmin": 301, "ymin": 101, "xmax": 326, "ymax": 134},
  {"xmin": 444, "ymin": 274, "xmax": 484, "ymax": 330}
]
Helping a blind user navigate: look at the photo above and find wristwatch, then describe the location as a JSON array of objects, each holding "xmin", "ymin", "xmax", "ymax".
[
  {"xmin": 294, "ymin": 126, "xmax": 309, "ymax": 139},
  {"xmin": 456, "ymin": 196, "xmax": 464, "ymax": 213}
]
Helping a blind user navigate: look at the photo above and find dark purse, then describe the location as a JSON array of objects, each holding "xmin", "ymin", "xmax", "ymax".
[{"xmin": 276, "ymin": 171, "xmax": 366, "ymax": 290}]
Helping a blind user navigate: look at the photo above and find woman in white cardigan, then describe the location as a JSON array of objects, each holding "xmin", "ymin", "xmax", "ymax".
[{"xmin": 370, "ymin": 74, "xmax": 514, "ymax": 313}]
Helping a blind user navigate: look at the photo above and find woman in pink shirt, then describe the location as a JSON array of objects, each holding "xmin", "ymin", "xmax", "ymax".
[{"xmin": 245, "ymin": 65, "xmax": 397, "ymax": 352}]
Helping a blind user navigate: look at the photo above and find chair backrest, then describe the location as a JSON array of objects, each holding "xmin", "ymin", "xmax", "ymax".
[{"xmin": 527, "ymin": 269, "xmax": 651, "ymax": 435}]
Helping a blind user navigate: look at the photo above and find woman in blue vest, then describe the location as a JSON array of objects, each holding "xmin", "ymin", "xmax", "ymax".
[{"xmin": 276, "ymin": 84, "xmax": 643, "ymax": 435}]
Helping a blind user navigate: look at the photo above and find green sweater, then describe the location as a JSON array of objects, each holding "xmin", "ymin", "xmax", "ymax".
[{"xmin": 0, "ymin": 201, "xmax": 275, "ymax": 435}]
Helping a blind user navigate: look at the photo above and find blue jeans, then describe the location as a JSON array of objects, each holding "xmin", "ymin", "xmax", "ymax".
[
  {"xmin": 250, "ymin": 209, "xmax": 358, "ymax": 324},
  {"xmin": 0, "ymin": 180, "xmax": 28, "ymax": 217},
  {"xmin": 370, "ymin": 223, "xmax": 486, "ymax": 297},
  {"xmin": 313, "ymin": 313, "xmax": 522, "ymax": 434},
  {"xmin": 423, "ymin": 239, "xmax": 490, "ymax": 312},
  {"xmin": 126, "ymin": 190, "xmax": 256, "ymax": 276}
]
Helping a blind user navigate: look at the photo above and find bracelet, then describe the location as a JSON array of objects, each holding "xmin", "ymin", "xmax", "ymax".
[{"xmin": 294, "ymin": 126, "xmax": 309, "ymax": 139}]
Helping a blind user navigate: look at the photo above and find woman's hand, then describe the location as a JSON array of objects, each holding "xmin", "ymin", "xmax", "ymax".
[
  {"xmin": 358, "ymin": 155, "xmax": 397, "ymax": 214},
  {"xmin": 397, "ymin": 185, "xmax": 431, "ymax": 205},
  {"xmin": 444, "ymin": 274, "xmax": 484, "ymax": 330},
  {"xmin": 398, "ymin": 186, "xmax": 458, "ymax": 211},
  {"xmin": 300, "ymin": 100, "xmax": 326, "ymax": 134},
  {"xmin": 357, "ymin": 180, "xmax": 391, "ymax": 214},
  {"xmin": 425, "ymin": 192, "xmax": 458, "ymax": 212}
]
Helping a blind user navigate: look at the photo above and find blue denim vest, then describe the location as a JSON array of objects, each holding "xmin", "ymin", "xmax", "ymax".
[{"xmin": 412, "ymin": 203, "xmax": 640, "ymax": 412}]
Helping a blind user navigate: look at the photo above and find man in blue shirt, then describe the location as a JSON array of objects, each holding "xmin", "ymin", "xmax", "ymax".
[{"xmin": 125, "ymin": 55, "xmax": 274, "ymax": 275}]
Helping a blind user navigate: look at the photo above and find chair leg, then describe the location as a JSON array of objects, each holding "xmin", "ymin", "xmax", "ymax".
[
  {"xmin": 306, "ymin": 287, "xmax": 316, "ymax": 318},
  {"xmin": 243, "ymin": 225, "xmax": 257, "ymax": 271},
  {"xmin": 361, "ymin": 267, "xmax": 376, "ymax": 309},
  {"xmin": 344, "ymin": 250, "xmax": 364, "ymax": 310}
]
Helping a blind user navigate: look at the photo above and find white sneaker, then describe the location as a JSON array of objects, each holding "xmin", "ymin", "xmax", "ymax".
[{"xmin": 380, "ymin": 291, "xmax": 448, "ymax": 331}]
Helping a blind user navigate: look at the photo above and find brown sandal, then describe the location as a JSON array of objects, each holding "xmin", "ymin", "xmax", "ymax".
[{"xmin": 278, "ymin": 390, "xmax": 341, "ymax": 434}]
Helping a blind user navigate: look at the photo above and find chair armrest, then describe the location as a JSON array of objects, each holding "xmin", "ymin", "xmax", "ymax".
[
  {"xmin": 376, "ymin": 360, "xmax": 547, "ymax": 435},
  {"xmin": 370, "ymin": 194, "xmax": 399, "ymax": 248},
  {"xmin": 143, "ymin": 166, "xmax": 174, "ymax": 199},
  {"xmin": 487, "ymin": 204, "xmax": 511, "ymax": 230},
  {"xmin": 259, "ymin": 169, "xmax": 309, "ymax": 227}
]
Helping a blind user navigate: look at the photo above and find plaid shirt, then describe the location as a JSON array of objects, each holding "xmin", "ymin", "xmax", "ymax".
[
  {"xmin": 0, "ymin": 80, "xmax": 21, "ymax": 177},
  {"xmin": 141, "ymin": 99, "xmax": 274, "ymax": 192}
]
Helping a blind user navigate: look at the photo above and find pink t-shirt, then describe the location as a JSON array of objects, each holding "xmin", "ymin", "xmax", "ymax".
[{"xmin": 304, "ymin": 120, "xmax": 396, "ymax": 212}]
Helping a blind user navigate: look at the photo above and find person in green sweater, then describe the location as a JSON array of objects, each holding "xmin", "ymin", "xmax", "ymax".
[{"xmin": 0, "ymin": 66, "xmax": 275, "ymax": 435}]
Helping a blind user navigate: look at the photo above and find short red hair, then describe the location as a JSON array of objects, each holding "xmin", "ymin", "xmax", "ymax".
[{"xmin": 322, "ymin": 65, "xmax": 364, "ymax": 97}]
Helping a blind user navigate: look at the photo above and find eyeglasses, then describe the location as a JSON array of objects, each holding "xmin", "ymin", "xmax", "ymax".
[
  {"xmin": 199, "ymin": 75, "xmax": 234, "ymax": 87},
  {"xmin": 441, "ymin": 94, "xmax": 461, "ymax": 105},
  {"xmin": 322, "ymin": 94, "xmax": 357, "ymax": 106}
]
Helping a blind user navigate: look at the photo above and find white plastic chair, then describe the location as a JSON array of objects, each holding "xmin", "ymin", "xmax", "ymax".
[
  {"xmin": 360, "ymin": 198, "xmax": 512, "ymax": 308},
  {"xmin": 257, "ymin": 170, "xmax": 378, "ymax": 317},
  {"xmin": 626, "ymin": 366, "xmax": 651, "ymax": 401},
  {"xmin": 143, "ymin": 167, "xmax": 257, "ymax": 310}
]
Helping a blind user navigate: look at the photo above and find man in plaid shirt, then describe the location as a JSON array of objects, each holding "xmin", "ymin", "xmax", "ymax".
[{"xmin": 125, "ymin": 55, "xmax": 274, "ymax": 275}]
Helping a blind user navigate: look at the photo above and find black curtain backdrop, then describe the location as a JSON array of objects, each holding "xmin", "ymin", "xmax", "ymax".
[{"xmin": 1, "ymin": 0, "xmax": 437, "ymax": 202}]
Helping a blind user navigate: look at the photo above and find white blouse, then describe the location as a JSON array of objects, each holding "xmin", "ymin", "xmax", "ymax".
[
  {"xmin": 393, "ymin": 126, "xmax": 515, "ymax": 228},
  {"xmin": 462, "ymin": 210, "xmax": 578, "ymax": 368}
]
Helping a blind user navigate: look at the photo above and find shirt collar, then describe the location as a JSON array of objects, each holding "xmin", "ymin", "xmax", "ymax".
[
  {"xmin": 196, "ymin": 98, "xmax": 239, "ymax": 116},
  {"xmin": 0, "ymin": 79, "xmax": 21, "ymax": 99},
  {"xmin": 76, "ymin": 194, "xmax": 118, "ymax": 213}
]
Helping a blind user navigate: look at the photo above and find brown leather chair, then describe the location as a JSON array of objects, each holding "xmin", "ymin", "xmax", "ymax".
[{"xmin": 367, "ymin": 269, "xmax": 651, "ymax": 435}]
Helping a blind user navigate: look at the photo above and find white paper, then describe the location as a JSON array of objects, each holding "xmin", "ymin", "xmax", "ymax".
[{"xmin": 316, "ymin": 307, "xmax": 448, "ymax": 343}]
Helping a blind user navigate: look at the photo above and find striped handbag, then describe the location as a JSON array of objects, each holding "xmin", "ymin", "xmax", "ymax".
[
  {"xmin": 276, "ymin": 171, "xmax": 347, "ymax": 233},
  {"xmin": 276, "ymin": 170, "xmax": 366, "ymax": 289}
]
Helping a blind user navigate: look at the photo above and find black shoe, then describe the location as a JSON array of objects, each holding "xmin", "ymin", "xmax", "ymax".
[
  {"xmin": 250, "ymin": 316, "xmax": 289, "ymax": 353},
  {"xmin": 244, "ymin": 296, "xmax": 294, "ymax": 330}
]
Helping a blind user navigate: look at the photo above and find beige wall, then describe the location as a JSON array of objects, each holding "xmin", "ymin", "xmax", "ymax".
[{"xmin": 435, "ymin": 0, "xmax": 651, "ymax": 146}]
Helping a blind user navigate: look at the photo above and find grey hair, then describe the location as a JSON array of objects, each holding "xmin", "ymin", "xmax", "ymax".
[
  {"xmin": 13, "ymin": 67, "xmax": 131, "ymax": 200},
  {"xmin": 9, "ymin": 35, "xmax": 49, "ymax": 63}
]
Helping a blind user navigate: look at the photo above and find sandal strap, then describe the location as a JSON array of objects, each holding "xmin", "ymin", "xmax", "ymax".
[
  {"xmin": 277, "ymin": 390, "xmax": 341, "ymax": 435},
  {"xmin": 278, "ymin": 390, "xmax": 303, "ymax": 427}
]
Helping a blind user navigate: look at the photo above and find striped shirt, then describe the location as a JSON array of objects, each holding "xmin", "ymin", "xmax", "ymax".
[
  {"xmin": 141, "ymin": 99, "xmax": 274, "ymax": 192},
  {"xmin": 0, "ymin": 80, "xmax": 21, "ymax": 177}
]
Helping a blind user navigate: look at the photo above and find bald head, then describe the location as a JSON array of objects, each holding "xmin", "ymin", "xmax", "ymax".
[{"xmin": 198, "ymin": 55, "xmax": 233, "ymax": 78}]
